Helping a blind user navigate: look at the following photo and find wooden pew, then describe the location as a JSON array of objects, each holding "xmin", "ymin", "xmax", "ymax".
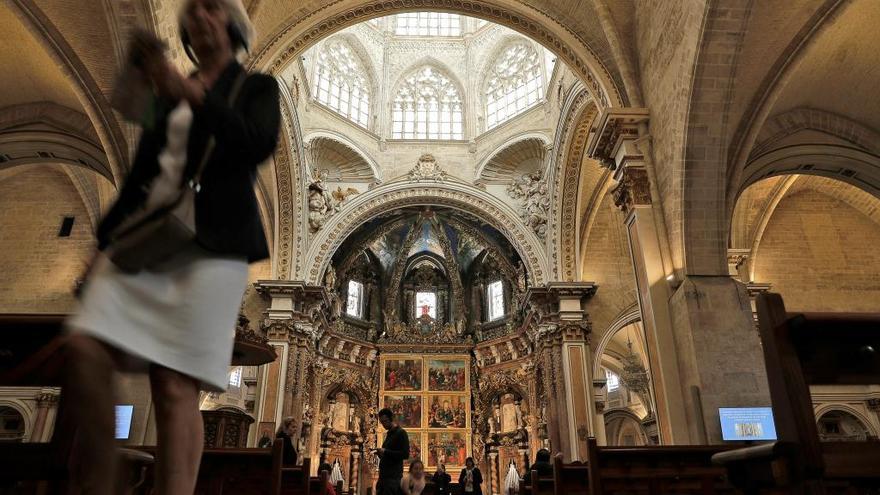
[
  {"xmin": 281, "ymin": 457, "xmax": 312, "ymax": 495},
  {"xmin": 519, "ymin": 469, "xmax": 554, "ymax": 495},
  {"xmin": 712, "ymin": 293, "xmax": 880, "ymax": 493},
  {"xmin": 552, "ymin": 453, "xmax": 591, "ymax": 495}
]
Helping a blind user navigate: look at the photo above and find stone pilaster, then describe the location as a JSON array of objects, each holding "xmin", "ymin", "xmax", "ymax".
[
  {"xmin": 668, "ymin": 276, "xmax": 771, "ymax": 443},
  {"xmin": 587, "ymin": 108, "xmax": 689, "ymax": 444},
  {"xmin": 526, "ymin": 283, "xmax": 596, "ymax": 460},
  {"xmin": 30, "ymin": 389, "xmax": 60, "ymax": 442}
]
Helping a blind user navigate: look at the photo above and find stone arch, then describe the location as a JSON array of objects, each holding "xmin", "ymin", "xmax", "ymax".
[
  {"xmin": 751, "ymin": 107, "xmax": 880, "ymax": 158},
  {"xmin": 388, "ymin": 58, "xmax": 468, "ymax": 136},
  {"xmin": 0, "ymin": 400, "xmax": 33, "ymax": 441},
  {"xmin": 813, "ymin": 405, "xmax": 878, "ymax": 440},
  {"xmin": 246, "ymin": 1, "xmax": 623, "ymax": 110},
  {"xmin": 302, "ymin": 180, "xmax": 550, "ymax": 286},
  {"xmin": 0, "ymin": 102, "xmax": 114, "ymax": 183},
  {"xmin": 7, "ymin": 0, "xmax": 129, "ymax": 185},
  {"xmin": 603, "ymin": 408, "xmax": 649, "ymax": 446},
  {"xmin": 546, "ymin": 86, "xmax": 598, "ymax": 281},
  {"xmin": 592, "ymin": 306, "xmax": 641, "ymax": 377}
]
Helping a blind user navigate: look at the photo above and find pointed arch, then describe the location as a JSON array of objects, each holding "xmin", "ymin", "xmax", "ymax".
[
  {"xmin": 308, "ymin": 34, "xmax": 375, "ymax": 128},
  {"xmin": 480, "ymin": 36, "xmax": 547, "ymax": 130}
]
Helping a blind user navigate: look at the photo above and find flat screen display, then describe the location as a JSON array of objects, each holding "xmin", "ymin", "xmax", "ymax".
[
  {"xmin": 719, "ymin": 407, "xmax": 777, "ymax": 441},
  {"xmin": 115, "ymin": 404, "xmax": 134, "ymax": 440}
]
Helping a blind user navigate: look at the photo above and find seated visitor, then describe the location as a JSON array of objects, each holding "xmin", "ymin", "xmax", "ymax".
[
  {"xmin": 523, "ymin": 449, "xmax": 553, "ymax": 483},
  {"xmin": 402, "ymin": 459, "xmax": 427, "ymax": 495}
]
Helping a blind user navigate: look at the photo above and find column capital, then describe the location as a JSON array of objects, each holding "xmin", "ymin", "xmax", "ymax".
[
  {"xmin": 866, "ymin": 398, "xmax": 880, "ymax": 411},
  {"xmin": 610, "ymin": 166, "xmax": 651, "ymax": 213},
  {"xmin": 586, "ymin": 108, "xmax": 649, "ymax": 170}
]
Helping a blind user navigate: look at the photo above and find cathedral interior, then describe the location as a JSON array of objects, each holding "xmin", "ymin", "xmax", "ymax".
[{"xmin": 1, "ymin": 0, "xmax": 880, "ymax": 493}]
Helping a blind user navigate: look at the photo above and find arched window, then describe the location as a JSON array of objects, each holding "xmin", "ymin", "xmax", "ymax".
[
  {"xmin": 394, "ymin": 13, "xmax": 461, "ymax": 36},
  {"xmin": 484, "ymin": 43, "xmax": 544, "ymax": 129},
  {"xmin": 312, "ymin": 39, "xmax": 371, "ymax": 127},
  {"xmin": 392, "ymin": 67, "xmax": 463, "ymax": 140},
  {"xmin": 487, "ymin": 280, "xmax": 505, "ymax": 321}
]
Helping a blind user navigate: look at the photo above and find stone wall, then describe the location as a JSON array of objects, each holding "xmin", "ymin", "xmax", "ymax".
[
  {"xmin": 753, "ymin": 188, "xmax": 880, "ymax": 312},
  {"xmin": 0, "ymin": 166, "xmax": 95, "ymax": 313}
]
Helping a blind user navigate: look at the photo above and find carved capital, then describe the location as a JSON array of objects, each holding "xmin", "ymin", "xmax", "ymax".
[
  {"xmin": 611, "ymin": 166, "xmax": 651, "ymax": 213},
  {"xmin": 36, "ymin": 392, "xmax": 60, "ymax": 407},
  {"xmin": 867, "ymin": 398, "xmax": 880, "ymax": 411},
  {"xmin": 586, "ymin": 108, "xmax": 650, "ymax": 170}
]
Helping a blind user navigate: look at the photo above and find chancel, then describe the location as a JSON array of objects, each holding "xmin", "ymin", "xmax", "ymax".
[{"xmin": 1, "ymin": 1, "xmax": 880, "ymax": 494}]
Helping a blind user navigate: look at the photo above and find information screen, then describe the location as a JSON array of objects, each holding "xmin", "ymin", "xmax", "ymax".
[
  {"xmin": 115, "ymin": 404, "xmax": 134, "ymax": 440},
  {"xmin": 719, "ymin": 407, "xmax": 777, "ymax": 441}
]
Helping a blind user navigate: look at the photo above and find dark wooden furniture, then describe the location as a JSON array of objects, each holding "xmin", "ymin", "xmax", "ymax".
[
  {"xmin": 202, "ymin": 408, "xmax": 256, "ymax": 448},
  {"xmin": 712, "ymin": 293, "xmax": 880, "ymax": 493},
  {"xmin": 552, "ymin": 453, "xmax": 590, "ymax": 495}
]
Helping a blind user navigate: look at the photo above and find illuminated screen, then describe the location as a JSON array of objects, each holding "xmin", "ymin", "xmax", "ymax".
[
  {"xmin": 719, "ymin": 407, "xmax": 777, "ymax": 441},
  {"xmin": 115, "ymin": 405, "xmax": 134, "ymax": 440}
]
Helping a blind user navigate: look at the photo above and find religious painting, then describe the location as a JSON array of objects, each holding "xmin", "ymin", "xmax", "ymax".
[
  {"xmin": 257, "ymin": 421, "xmax": 275, "ymax": 448},
  {"xmin": 408, "ymin": 432, "xmax": 422, "ymax": 461},
  {"xmin": 427, "ymin": 431, "xmax": 468, "ymax": 467},
  {"xmin": 383, "ymin": 395, "xmax": 422, "ymax": 428},
  {"xmin": 427, "ymin": 395, "xmax": 467, "ymax": 428},
  {"xmin": 428, "ymin": 359, "xmax": 466, "ymax": 391},
  {"xmin": 384, "ymin": 358, "xmax": 422, "ymax": 391}
]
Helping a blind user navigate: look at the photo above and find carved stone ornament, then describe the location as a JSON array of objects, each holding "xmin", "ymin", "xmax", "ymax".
[
  {"xmin": 507, "ymin": 170, "xmax": 550, "ymax": 239},
  {"xmin": 611, "ymin": 166, "xmax": 651, "ymax": 213},
  {"xmin": 308, "ymin": 169, "xmax": 361, "ymax": 233},
  {"xmin": 408, "ymin": 154, "xmax": 447, "ymax": 182}
]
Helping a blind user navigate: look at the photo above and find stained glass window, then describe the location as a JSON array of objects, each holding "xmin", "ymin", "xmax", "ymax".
[
  {"xmin": 312, "ymin": 39, "xmax": 371, "ymax": 127},
  {"xmin": 392, "ymin": 67, "xmax": 463, "ymax": 140},
  {"xmin": 347, "ymin": 280, "xmax": 365, "ymax": 318},
  {"xmin": 487, "ymin": 280, "xmax": 505, "ymax": 321},
  {"xmin": 395, "ymin": 12, "xmax": 461, "ymax": 36},
  {"xmin": 485, "ymin": 43, "xmax": 544, "ymax": 129},
  {"xmin": 416, "ymin": 291, "xmax": 437, "ymax": 319}
]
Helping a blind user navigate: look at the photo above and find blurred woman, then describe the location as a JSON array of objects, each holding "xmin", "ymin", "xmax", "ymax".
[
  {"xmin": 432, "ymin": 463, "xmax": 452, "ymax": 495},
  {"xmin": 63, "ymin": 0, "xmax": 279, "ymax": 493},
  {"xmin": 277, "ymin": 417, "xmax": 298, "ymax": 465},
  {"xmin": 459, "ymin": 457, "xmax": 483, "ymax": 495},
  {"xmin": 401, "ymin": 459, "xmax": 427, "ymax": 495}
]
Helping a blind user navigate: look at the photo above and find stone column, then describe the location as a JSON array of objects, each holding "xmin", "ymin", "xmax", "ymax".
[
  {"xmin": 488, "ymin": 452, "xmax": 498, "ymax": 495},
  {"xmin": 30, "ymin": 389, "xmax": 60, "ymax": 442},
  {"xmin": 351, "ymin": 451, "xmax": 361, "ymax": 495},
  {"xmin": 256, "ymin": 281, "xmax": 328, "ymax": 452},
  {"xmin": 668, "ymin": 276, "xmax": 770, "ymax": 443},
  {"xmin": 591, "ymin": 380, "xmax": 608, "ymax": 445},
  {"xmin": 526, "ymin": 284, "xmax": 596, "ymax": 460},
  {"xmin": 587, "ymin": 108, "xmax": 689, "ymax": 444}
]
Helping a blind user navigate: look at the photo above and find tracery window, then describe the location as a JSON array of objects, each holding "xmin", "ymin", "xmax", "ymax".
[
  {"xmin": 416, "ymin": 291, "xmax": 437, "ymax": 319},
  {"xmin": 228, "ymin": 366, "xmax": 242, "ymax": 387},
  {"xmin": 487, "ymin": 280, "xmax": 505, "ymax": 321},
  {"xmin": 312, "ymin": 39, "xmax": 371, "ymax": 127},
  {"xmin": 392, "ymin": 67, "xmax": 463, "ymax": 140},
  {"xmin": 394, "ymin": 12, "xmax": 461, "ymax": 36},
  {"xmin": 606, "ymin": 370, "xmax": 620, "ymax": 391},
  {"xmin": 347, "ymin": 280, "xmax": 365, "ymax": 318},
  {"xmin": 485, "ymin": 43, "xmax": 544, "ymax": 129}
]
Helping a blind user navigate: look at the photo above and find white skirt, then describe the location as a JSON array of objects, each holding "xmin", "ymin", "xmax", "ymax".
[{"xmin": 68, "ymin": 246, "xmax": 248, "ymax": 392}]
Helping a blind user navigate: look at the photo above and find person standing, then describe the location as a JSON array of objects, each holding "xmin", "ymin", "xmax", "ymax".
[
  {"xmin": 459, "ymin": 457, "xmax": 483, "ymax": 495},
  {"xmin": 376, "ymin": 407, "xmax": 410, "ymax": 495},
  {"xmin": 62, "ymin": 0, "xmax": 280, "ymax": 493},
  {"xmin": 432, "ymin": 463, "xmax": 452, "ymax": 495}
]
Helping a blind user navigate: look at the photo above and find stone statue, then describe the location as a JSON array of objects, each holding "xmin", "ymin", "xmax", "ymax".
[
  {"xmin": 307, "ymin": 170, "xmax": 360, "ymax": 233},
  {"xmin": 516, "ymin": 261, "xmax": 527, "ymax": 293},
  {"xmin": 324, "ymin": 265, "xmax": 337, "ymax": 291},
  {"xmin": 507, "ymin": 171, "xmax": 550, "ymax": 239}
]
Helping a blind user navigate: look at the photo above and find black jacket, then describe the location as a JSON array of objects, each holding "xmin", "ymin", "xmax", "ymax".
[
  {"xmin": 97, "ymin": 61, "xmax": 280, "ymax": 262},
  {"xmin": 379, "ymin": 425, "xmax": 410, "ymax": 480},
  {"xmin": 432, "ymin": 471, "xmax": 451, "ymax": 494},
  {"xmin": 458, "ymin": 467, "xmax": 482, "ymax": 495},
  {"xmin": 276, "ymin": 430, "xmax": 297, "ymax": 465}
]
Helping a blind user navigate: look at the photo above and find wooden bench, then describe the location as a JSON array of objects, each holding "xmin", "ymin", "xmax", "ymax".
[
  {"xmin": 712, "ymin": 293, "xmax": 880, "ymax": 493},
  {"xmin": 519, "ymin": 470, "xmax": 554, "ymax": 495}
]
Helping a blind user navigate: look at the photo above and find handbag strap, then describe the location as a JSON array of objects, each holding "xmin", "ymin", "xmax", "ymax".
[{"xmin": 186, "ymin": 69, "xmax": 248, "ymax": 191}]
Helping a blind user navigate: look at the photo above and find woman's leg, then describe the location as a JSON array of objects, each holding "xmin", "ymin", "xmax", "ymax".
[
  {"xmin": 149, "ymin": 365, "xmax": 204, "ymax": 495},
  {"xmin": 63, "ymin": 334, "xmax": 117, "ymax": 495}
]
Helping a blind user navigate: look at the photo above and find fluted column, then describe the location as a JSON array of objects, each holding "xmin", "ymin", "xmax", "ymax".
[{"xmin": 30, "ymin": 389, "xmax": 60, "ymax": 442}]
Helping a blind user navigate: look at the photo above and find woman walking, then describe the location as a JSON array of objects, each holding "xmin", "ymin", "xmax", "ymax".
[{"xmin": 63, "ymin": 0, "xmax": 280, "ymax": 493}]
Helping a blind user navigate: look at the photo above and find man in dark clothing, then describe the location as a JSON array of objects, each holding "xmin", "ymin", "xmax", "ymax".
[
  {"xmin": 376, "ymin": 407, "xmax": 410, "ymax": 495},
  {"xmin": 523, "ymin": 449, "xmax": 553, "ymax": 483}
]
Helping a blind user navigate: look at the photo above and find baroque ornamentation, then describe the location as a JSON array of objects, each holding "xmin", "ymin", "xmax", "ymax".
[
  {"xmin": 408, "ymin": 153, "xmax": 447, "ymax": 182},
  {"xmin": 308, "ymin": 169, "xmax": 360, "ymax": 233},
  {"xmin": 611, "ymin": 167, "xmax": 651, "ymax": 213},
  {"xmin": 507, "ymin": 170, "xmax": 550, "ymax": 239}
]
